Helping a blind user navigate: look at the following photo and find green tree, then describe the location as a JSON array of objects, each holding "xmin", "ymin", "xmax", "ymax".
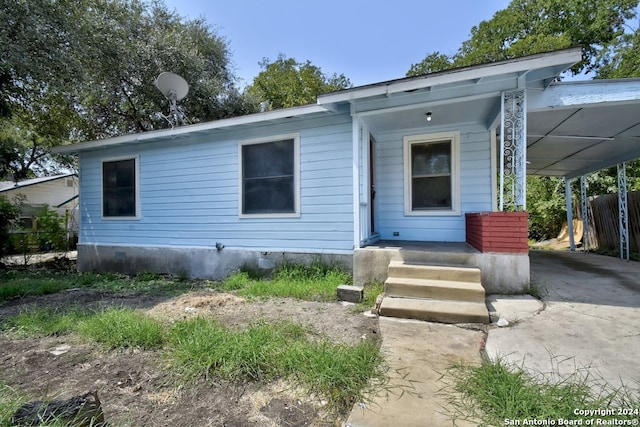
[
  {"xmin": 408, "ymin": 0, "xmax": 639, "ymax": 77},
  {"xmin": 0, "ymin": 0, "xmax": 257, "ymax": 180},
  {"xmin": 406, "ymin": 52, "xmax": 453, "ymax": 77},
  {"xmin": 597, "ymin": 26, "xmax": 640, "ymax": 79},
  {"xmin": 526, "ymin": 176, "xmax": 567, "ymax": 240},
  {"xmin": 247, "ymin": 54, "xmax": 351, "ymax": 109}
]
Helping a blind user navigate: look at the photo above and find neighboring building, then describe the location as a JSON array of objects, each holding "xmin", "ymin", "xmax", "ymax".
[
  {"xmin": 55, "ymin": 48, "xmax": 640, "ymax": 295},
  {"xmin": 0, "ymin": 174, "xmax": 78, "ymax": 232}
]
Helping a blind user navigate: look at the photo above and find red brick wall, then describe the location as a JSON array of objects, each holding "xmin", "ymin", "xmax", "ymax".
[{"xmin": 465, "ymin": 212, "xmax": 529, "ymax": 254}]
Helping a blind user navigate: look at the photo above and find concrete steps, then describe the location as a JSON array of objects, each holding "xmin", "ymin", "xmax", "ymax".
[{"xmin": 380, "ymin": 260, "xmax": 489, "ymax": 324}]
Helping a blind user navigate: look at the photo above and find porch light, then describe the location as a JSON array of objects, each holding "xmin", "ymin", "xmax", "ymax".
[{"xmin": 426, "ymin": 112, "xmax": 432, "ymax": 122}]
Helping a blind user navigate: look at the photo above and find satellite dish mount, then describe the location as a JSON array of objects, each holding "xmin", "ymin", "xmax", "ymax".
[{"xmin": 155, "ymin": 72, "xmax": 190, "ymax": 127}]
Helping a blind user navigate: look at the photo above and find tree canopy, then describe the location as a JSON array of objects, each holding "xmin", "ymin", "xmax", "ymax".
[
  {"xmin": 408, "ymin": 0, "xmax": 640, "ymax": 78},
  {"xmin": 247, "ymin": 54, "xmax": 351, "ymax": 110},
  {"xmin": 0, "ymin": 0, "xmax": 257, "ymax": 180}
]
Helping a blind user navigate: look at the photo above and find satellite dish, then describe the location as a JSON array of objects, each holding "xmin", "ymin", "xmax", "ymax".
[
  {"xmin": 154, "ymin": 72, "xmax": 190, "ymax": 127},
  {"xmin": 155, "ymin": 72, "xmax": 189, "ymax": 101}
]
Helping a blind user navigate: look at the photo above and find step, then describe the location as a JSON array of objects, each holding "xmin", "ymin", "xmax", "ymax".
[
  {"xmin": 388, "ymin": 260, "xmax": 481, "ymax": 283},
  {"xmin": 384, "ymin": 277, "xmax": 485, "ymax": 303},
  {"xmin": 380, "ymin": 297, "xmax": 490, "ymax": 324}
]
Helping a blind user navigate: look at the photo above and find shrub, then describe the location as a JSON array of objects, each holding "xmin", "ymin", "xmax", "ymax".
[{"xmin": 0, "ymin": 195, "xmax": 22, "ymax": 258}]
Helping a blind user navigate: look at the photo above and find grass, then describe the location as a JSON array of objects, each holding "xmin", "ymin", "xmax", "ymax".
[
  {"xmin": 1, "ymin": 261, "xmax": 387, "ymax": 414},
  {"xmin": 0, "ymin": 383, "xmax": 25, "ymax": 427},
  {"xmin": 358, "ymin": 281, "xmax": 385, "ymax": 309},
  {"xmin": 287, "ymin": 338, "xmax": 386, "ymax": 412},
  {"xmin": 222, "ymin": 260, "xmax": 351, "ymax": 301},
  {"xmin": 0, "ymin": 271, "xmax": 80, "ymax": 303},
  {"xmin": 0, "ymin": 269, "xmax": 206, "ymax": 303},
  {"xmin": 77, "ymin": 308, "xmax": 165, "ymax": 350},
  {"xmin": 1, "ymin": 307, "xmax": 91, "ymax": 337},
  {"xmin": 166, "ymin": 316, "xmax": 386, "ymax": 413},
  {"xmin": 1, "ymin": 306, "xmax": 164, "ymax": 350},
  {"xmin": 167, "ymin": 318, "xmax": 306, "ymax": 382},
  {"xmin": 446, "ymin": 357, "xmax": 640, "ymax": 425},
  {"xmin": 2, "ymin": 306, "xmax": 385, "ymax": 413}
]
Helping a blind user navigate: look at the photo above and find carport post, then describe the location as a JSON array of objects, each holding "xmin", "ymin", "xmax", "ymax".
[
  {"xmin": 618, "ymin": 162, "xmax": 630, "ymax": 261},
  {"xmin": 499, "ymin": 89, "xmax": 527, "ymax": 211},
  {"xmin": 565, "ymin": 178, "xmax": 576, "ymax": 251},
  {"xmin": 580, "ymin": 176, "xmax": 589, "ymax": 252}
]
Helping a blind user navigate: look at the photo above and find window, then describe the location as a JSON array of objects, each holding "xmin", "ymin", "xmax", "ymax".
[
  {"xmin": 102, "ymin": 157, "xmax": 138, "ymax": 218},
  {"xmin": 239, "ymin": 134, "xmax": 300, "ymax": 217},
  {"xmin": 404, "ymin": 132, "xmax": 459, "ymax": 215}
]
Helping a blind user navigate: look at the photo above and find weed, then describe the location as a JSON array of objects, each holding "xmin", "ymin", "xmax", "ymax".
[
  {"xmin": 357, "ymin": 281, "xmax": 384, "ymax": 310},
  {"xmin": 167, "ymin": 318, "xmax": 303, "ymax": 382},
  {"xmin": 528, "ymin": 279, "xmax": 547, "ymax": 299},
  {"xmin": 135, "ymin": 272, "xmax": 163, "ymax": 282},
  {"xmin": 175, "ymin": 269, "xmax": 189, "ymax": 282},
  {"xmin": 287, "ymin": 338, "xmax": 387, "ymax": 413},
  {"xmin": 0, "ymin": 383, "xmax": 26, "ymax": 426},
  {"xmin": 77, "ymin": 308, "xmax": 165, "ymax": 350},
  {"xmin": 444, "ymin": 357, "xmax": 640, "ymax": 425},
  {"xmin": 242, "ymin": 261, "xmax": 350, "ymax": 301},
  {"xmin": 0, "ymin": 271, "xmax": 81, "ymax": 303},
  {"xmin": 221, "ymin": 271, "xmax": 251, "ymax": 291},
  {"xmin": 220, "ymin": 260, "xmax": 351, "ymax": 301},
  {"xmin": 239, "ymin": 263, "xmax": 269, "ymax": 280},
  {"xmin": 1, "ymin": 307, "xmax": 90, "ymax": 337},
  {"xmin": 166, "ymin": 317, "xmax": 386, "ymax": 412}
]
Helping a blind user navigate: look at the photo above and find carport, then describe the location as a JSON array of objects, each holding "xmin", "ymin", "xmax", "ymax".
[{"xmin": 525, "ymin": 78, "xmax": 640, "ymax": 259}]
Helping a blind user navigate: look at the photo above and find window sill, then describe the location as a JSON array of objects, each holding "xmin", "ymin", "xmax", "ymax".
[
  {"xmin": 239, "ymin": 212, "xmax": 301, "ymax": 219},
  {"xmin": 403, "ymin": 209, "xmax": 461, "ymax": 217},
  {"xmin": 101, "ymin": 216, "xmax": 141, "ymax": 221}
]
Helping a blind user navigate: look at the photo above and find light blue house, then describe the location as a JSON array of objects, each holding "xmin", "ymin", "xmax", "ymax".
[{"xmin": 56, "ymin": 47, "xmax": 640, "ymax": 298}]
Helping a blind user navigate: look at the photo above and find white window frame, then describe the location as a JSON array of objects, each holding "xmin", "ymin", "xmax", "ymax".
[
  {"xmin": 403, "ymin": 131, "xmax": 460, "ymax": 216},
  {"xmin": 101, "ymin": 155, "xmax": 140, "ymax": 220},
  {"xmin": 238, "ymin": 133, "xmax": 301, "ymax": 218}
]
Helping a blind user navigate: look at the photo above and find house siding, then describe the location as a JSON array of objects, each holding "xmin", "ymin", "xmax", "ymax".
[
  {"xmin": 78, "ymin": 114, "xmax": 354, "ymax": 254},
  {"xmin": 374, "ymin": 123, "xmax": 493, "ymax": 242},
  {"xmin": 1, "ymin": 177, "xmax": 77, "ymax": 220}
]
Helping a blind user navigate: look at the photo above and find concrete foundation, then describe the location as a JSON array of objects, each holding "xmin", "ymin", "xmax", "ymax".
[
  {"xmin": 77, "ymin": 242, "xmax": 529, "ymax": 293},
  {"xmin": 77, "ymin": 244, "xmax": 352, "ymax": 280},
  {"xmin": 353, "ymin": 241, "xmax": 529, "ymax": 294}
]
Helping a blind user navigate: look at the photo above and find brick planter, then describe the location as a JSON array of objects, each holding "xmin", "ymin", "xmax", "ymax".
[{"xmin": 465, "ymin": 212, "xmax": 528, "ymax": 254}]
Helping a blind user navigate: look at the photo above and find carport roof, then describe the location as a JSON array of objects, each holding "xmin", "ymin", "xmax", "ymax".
[{"xmin": 527, "ymin": 79, "xmax": 640, "ymax": 179}]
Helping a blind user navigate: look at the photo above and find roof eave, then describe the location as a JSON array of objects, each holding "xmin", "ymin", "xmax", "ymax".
[
  {"xmin": 0, "ymin": 173, "xmax": 77, "ymax": 193},
  {"xmin": 54, "ymin": 104, "xmax": 330, "ymax": 154},
  {"xmin": 317, "ymin": 47, "xmax": 583, "ymax": 105}
]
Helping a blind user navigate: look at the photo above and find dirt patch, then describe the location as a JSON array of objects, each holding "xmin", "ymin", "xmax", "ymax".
[{"xmin": 0, "ymin": 288, "xmax": 378, "ymax": 426}]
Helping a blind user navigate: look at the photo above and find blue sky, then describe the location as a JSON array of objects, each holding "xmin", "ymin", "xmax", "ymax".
[{"xmin": 163, "ymin": 0, "xmax": 512, "ymax": 88}]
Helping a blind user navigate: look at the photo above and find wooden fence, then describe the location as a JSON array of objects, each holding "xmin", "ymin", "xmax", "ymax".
[{"xmin": 586, "ymin": 190, "xmax": 640, "ymax": 253}]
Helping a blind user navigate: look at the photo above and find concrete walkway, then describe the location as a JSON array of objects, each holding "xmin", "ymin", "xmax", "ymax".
[
  {"xmin": 346, "ymin": 318, "xmax": 484, "ymax": 427},
  {"xmin": 347, "ymin": 250, "xmax": 640, "ymax": 426}
]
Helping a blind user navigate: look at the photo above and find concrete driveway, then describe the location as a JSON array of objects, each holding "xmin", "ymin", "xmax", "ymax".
[{"xmin": 486, "ymin": 249, "xmax": 640, "ymax": 389}]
